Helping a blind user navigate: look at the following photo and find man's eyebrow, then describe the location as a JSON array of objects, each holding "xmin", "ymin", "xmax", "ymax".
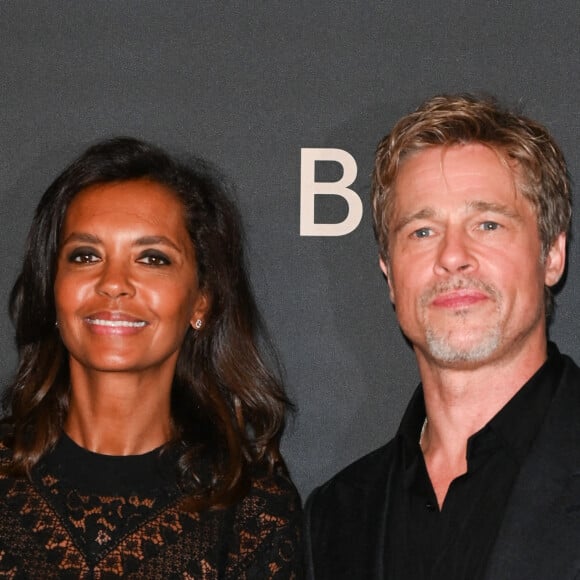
[
  {"xmin": 466, "ymin": 200, "xmax": 522, "ymax": 220},
  {"xmin": 392, "ymin": 201, "xmax": 522, "ymax": 234},
  {"xmin": 393, "ymin": 208, "xmax": 436, "ymax": 233}
]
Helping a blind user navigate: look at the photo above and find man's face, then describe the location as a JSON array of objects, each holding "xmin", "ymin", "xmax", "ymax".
[{"xmin": 382, "ymin": 144, "xmax": 565, "ymax": 369}]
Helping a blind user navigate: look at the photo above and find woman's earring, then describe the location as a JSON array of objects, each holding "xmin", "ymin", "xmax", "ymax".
[{"xmin": 193, "ymin": 319, "xmax": 203, "ymax": 330}]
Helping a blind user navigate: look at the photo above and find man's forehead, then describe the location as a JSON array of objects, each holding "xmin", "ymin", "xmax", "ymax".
[
  {"xmin": 387, "ymin": 144, "xmax": 533, "ymax": 226},
  {"xmin": 393, "ymin": 144, "xmax": 522, "ymax": 197}
]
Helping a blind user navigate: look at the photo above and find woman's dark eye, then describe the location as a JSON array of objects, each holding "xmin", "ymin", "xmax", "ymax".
[
  {"xmin": 68, "ymin": 249, "xmax": 100, "ymax": 263},
  {"xmin": 138, "ymin": 252, "xmax": 171, "ymax": 266}
]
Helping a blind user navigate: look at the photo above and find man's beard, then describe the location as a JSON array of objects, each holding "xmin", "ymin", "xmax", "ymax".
[
  {"xmin": 421, "ymin": 278, "xmax": 502, "ymax": 364},
  {"xmin": 425, "ymin": 320, "xmax": 502, "ymax": 363}
]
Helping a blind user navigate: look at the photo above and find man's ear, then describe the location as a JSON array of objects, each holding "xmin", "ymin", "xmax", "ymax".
[
  {"xmin": 544, "ymin": 232, "xmax": 566, "ymax": 287},
  {"xmin": 379, "ymin": 257, "xmax": 396, "ymax": 304}
]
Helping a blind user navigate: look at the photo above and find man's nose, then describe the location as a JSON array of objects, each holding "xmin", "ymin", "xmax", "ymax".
[{"xmin": 433, "ymin": 228, "xmax": 477, "ymax": 276}]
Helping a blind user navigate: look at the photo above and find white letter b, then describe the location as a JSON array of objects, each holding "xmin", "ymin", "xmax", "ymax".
[{"xmin": 300, "ymin": 148, "xmax": 362, "ymax": 236}]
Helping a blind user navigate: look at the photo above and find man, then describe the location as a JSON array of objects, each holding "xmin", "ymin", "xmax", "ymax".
[{"xmin": 305, "ymin": 94, "xmax": 580, "ymax": 579}]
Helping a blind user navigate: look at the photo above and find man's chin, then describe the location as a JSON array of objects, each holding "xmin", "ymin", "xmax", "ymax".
[{"xmin": 425, "ymin": 332, "xmax": 501, "ymax": 366}]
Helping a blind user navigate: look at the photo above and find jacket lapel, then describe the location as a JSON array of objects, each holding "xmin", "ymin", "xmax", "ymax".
[{"xmin": 485, "ymin": 356, "xmax": 580, "ymax": 579}]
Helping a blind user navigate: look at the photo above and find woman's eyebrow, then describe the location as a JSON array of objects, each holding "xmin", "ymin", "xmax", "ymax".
[
  {"xmin": 60, "ymin": 232, "xmax": 101, "ymax": 245},
  {"xmin": 60, "ymin": 233, "xmax": 183, "ymax": 253},
  {"xmin": 133, "ymin": 235, "xmax": 182, "ymax": 252}
]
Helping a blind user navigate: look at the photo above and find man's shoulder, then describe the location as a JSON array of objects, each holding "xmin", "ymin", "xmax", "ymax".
[
  {"xmin": 548, "ymin": 349, "xmax": 580, "ymax": 411},
  {"xmin": 307, "ymin": 438, "xmax": 399, "ymax": 514},
  {"xmin": 557, "ymin": 350, "xmax": 580, "ymax": 382},
  {"xmin": 304, "ymin": 439, "xmax": 402, "ymax": 578}
]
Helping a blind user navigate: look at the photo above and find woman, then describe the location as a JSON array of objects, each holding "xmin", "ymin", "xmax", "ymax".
[{"xmin": 0, "ymin": 138, "xmax": 301, "ymax": 578}]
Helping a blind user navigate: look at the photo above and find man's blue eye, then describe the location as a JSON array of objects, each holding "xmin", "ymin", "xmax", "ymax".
[{"xmin": 413, "ymin": 228, "xmax": 431, "ymax": 238}]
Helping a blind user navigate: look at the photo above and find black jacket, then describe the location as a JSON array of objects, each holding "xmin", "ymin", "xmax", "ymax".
[{"xmin": 305, "ymin": 351, "xmax": 580, "ymax": 579}]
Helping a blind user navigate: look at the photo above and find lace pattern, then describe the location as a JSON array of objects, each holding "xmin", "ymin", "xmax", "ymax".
[{"xmin": 0, "ymin": 439, "xmax": 302, "ymax": 578}]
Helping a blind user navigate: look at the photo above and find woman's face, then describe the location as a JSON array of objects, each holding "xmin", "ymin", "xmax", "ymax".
[{"xmin": 54, "ymin": 179, "xmax": 209, "ymax": 377}]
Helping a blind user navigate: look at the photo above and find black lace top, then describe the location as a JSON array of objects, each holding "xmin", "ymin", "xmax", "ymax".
[{"xmin": 0, "ymin": 435, "xmax": 302, "ymax": 578}]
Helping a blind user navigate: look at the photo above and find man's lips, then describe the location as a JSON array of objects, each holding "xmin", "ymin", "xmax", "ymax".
[{"xmin": 431, "ymin": 290, "xmax": 489, "ymax": 308}]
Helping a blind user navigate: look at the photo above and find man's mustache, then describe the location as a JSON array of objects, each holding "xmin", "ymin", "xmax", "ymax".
[{"xmin": 420, "ymin": 278, "xmax": 500, "ymax": 306}]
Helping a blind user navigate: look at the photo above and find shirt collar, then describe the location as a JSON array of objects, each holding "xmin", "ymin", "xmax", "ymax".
[
  {"xmin": 480, "ymin": 341, "xmax": 563, "ymax": 464},
  {"xmin": 398, "ymin": 342, "xmax": 563, "ymax": 470}
]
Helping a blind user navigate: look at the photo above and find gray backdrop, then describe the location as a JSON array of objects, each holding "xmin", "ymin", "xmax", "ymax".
[{"xmin": 1, "ymin": 1, "xmax": 578, "ymax": 498}]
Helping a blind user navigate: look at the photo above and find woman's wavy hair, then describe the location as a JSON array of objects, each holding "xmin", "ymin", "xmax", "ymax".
[
  {"xmin": 3, "ymin": 137, "xmax": 291, "ymax": 510},
  {"xmin": 371, "ymin": 94, "xmax": 571, "ymax": 315}
]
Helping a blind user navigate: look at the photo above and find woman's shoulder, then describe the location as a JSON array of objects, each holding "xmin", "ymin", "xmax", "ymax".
[
  {"xmin": 0, "ymin": 428, "xmax": 14, "ymax": 468},
  {"xmin": 222, "ymin": 465, "xmax": 302, "ymax": 577},
  {"xmin": 228, "ymin": 463, "xmax": 302, "ymax": 537},
  {"xmin": 245, "ymin": 463, "xmax": 302, "ymax": 514}
]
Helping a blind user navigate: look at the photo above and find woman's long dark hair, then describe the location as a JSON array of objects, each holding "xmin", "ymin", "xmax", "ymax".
[{"xmin": 3, "ymin": 137, "xmax": 291, "ymax": 509}]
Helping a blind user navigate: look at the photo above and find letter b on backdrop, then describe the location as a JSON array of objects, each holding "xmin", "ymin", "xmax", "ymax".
[{"xmin": 300, "ymin": 148, "xmax": 362, "ymax": 236}]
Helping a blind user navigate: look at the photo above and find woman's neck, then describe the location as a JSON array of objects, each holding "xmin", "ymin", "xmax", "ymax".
[{"xmin": 64, "ymin": 363, "xmax": 174, "ymax": 455}]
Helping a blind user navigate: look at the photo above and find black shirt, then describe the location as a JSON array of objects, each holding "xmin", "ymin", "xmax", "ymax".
[
  {"xmin": 0, "ymin": 433, "xmax": 302, "ymax": 577},
  {"xmin": 390, "ymin": 344, "xmax": 563, "ymax": 580}
]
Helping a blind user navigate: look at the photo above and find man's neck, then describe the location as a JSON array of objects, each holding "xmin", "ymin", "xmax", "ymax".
[{"xmin": 416, "ymin": 339, "xmax": 548, "ymax": 507}]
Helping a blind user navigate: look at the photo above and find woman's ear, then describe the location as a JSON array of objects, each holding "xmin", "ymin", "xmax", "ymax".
[{"xmin": 190, "ymin": 292, "xmax": 211, "ymax": 330}]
